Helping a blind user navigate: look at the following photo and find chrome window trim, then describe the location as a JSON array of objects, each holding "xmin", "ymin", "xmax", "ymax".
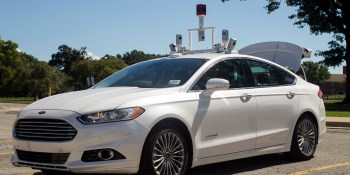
[
  {"xmin": 187, "ymin": 57, "xmax": 297, "ymax": 93},
  {"xmin": 244, "ymin": 57, "xmax": 297, "ymax": 87}
]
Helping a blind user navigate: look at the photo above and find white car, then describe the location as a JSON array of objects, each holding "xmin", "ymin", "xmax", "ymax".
[{"xmin": 12, "ymin": 46, "xmax": 326, "ymax": 175}]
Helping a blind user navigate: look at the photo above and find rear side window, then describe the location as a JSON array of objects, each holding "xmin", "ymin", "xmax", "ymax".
[{"xmin": 247, "ymin": 60, "xmax": 295, "ymax": 87}]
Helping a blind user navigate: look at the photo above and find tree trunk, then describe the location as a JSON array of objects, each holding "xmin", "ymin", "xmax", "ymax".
[
  {"xmin": 48, "ymin": 86, "xmax": 52, "ymax": 96},
  {"xmin": 343, "ymin": 59, "xmax": 350, "ymax": 103},
  {"xmin": 343, "ymin": 37, "xmax": 350, "ymax": 104},
  {"xmin": 34, "ymin": 93, "xmax": 39, "ymax": 101}
]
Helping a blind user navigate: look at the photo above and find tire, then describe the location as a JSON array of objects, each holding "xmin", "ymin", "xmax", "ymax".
[
  {"xmin": 289, "ymin": 115, "xmax": 318, "ymax": 161},
  {"xmin": 139, "ymin": 125, "xmax": 189, "ymax": 175}
]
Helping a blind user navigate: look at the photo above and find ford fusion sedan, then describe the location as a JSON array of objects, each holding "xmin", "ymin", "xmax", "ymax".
[{"xmin": 12, "ymin": 52, "xmax": 326, "ymax": 175}]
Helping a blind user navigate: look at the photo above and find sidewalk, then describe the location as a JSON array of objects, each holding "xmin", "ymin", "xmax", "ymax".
[
  {"xmin": 0, "ymin": 103, "xmax": 27, "ymax": 111},
  {"xmin": 326, "ymin": 117, "xmax": 350, "ymax": 127},
  {"xmin": 1, "ymin": 102, "xmax": 350, "ymax": 127}
]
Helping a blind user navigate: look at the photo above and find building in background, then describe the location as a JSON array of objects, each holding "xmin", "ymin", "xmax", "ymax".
[{"xmin": 320, "ymin": 66, "xmax": 346, "ymax": 96}]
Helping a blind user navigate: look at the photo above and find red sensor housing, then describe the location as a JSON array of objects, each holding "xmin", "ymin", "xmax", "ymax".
[{"xmin": 196, "ymin": 4, "xmax": 206, "ymax": 16}]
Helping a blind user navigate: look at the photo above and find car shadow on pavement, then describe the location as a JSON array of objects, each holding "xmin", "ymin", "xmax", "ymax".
[
  {"xmin": 187, "ymin": 153, "xmax": 298, "ymax": 175},
  {"xmin": 30, "ymin": 153, "xmax": 297, "ymax": 175}
]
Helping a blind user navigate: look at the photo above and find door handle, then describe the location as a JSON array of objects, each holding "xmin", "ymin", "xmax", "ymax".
[
  {"xmin": 286, "ymin": 92, "xmax": 296, "ymax": 99},
  {"xmin": 240, "ymin": 94, "xmax": 252, "ymax": 102}
]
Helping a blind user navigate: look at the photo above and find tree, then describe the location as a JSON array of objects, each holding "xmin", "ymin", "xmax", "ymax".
[
  {"xmin": 54, "ymin": 69, "xmax": 73, "ymax": 94},
  {"xmin": 29, "ymin": 61, "xmax": 62, "ymax": 100},
  {"xmin": 302, "ymin": 61, "xmax": 331, "ymax": 85},
  {"xmin": 49, "ymin": 45, "xmax": 91, "ymax": 74},
  {"xmin": 3, "ymin": 52, "xmax": 39, "ymax": 97},
  {"xmin": 0, "ymin": 39, "xmax": 23, "ymax": 90},
  {"xmin": 101, "ymin": 54, "xmax": 122, "ymax": 60},
  {"xmin": 69, "ymin": 58, "xmax": 127, "ymax": 90},
  {"xmin": 222, "ymin": 0, "xmax": 350, "ymax": 103},
  {"xmin": 21, "ymin": 52, "xmax": 39, "ymax": 64},
  {"xmin": 69, "ymin": 60, "xmax": 94, "ymax": 90},
  {"xmin": 122, "ymin": 50, "xmax": 166, "ymax": 65},
  {"xmin": 94, "ymin": 58, "xmax": 127, "ymax": 81},
  {"xmin": 0, "ymin": 40, "xmax": 39, "ymax": 97}
]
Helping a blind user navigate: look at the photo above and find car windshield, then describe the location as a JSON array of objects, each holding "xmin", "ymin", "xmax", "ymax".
[{"xmin": 94, "ymin": 58, "xmax": 208, "ymax": 88}]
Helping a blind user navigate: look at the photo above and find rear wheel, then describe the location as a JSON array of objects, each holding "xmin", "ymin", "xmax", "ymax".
[
  {"xmin": 139, "ymin": 126, "xmax": 189, "ymax": 175},
  {"xmin": 290, "ymin": 115, "xmax": 318, "ymax": 160}
]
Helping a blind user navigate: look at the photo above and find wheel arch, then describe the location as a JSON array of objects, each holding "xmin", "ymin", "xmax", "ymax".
[{"xmin": 140, "ymin": 117, "xmax": 194, "ymax": 169}]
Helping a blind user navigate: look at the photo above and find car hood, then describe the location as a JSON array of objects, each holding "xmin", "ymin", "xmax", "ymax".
[{"xmin": 23, "ymin": 87, "xmax": 180, "ymax": 114}]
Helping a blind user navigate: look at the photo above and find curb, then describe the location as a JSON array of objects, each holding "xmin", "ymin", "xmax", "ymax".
[{"xmin": 326, "ymin": 121, "xmax": 350, "ymax": 128}]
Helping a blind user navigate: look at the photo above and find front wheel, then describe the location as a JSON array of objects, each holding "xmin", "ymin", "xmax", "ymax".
[
  {"xmin": 139, "ymin": 127, "xmax": 189, "ymax": 175},
  {"xmin": 290, "ymin": 116, "xmax": 318, "ymax": 160}
]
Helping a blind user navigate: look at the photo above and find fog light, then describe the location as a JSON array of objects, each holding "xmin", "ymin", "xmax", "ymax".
[
  {"xmin": 81, "ymin": 148, "xmax": 126, "ymax": 162},
  {"xmin": 98, "ymin": 149, "xmax": 114, "ymax": 160}
]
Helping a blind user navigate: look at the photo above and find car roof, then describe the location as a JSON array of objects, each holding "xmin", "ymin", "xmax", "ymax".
[
  {"xmin": 169, "ymin": 52, "xmax": 292, "ymax": 67},
  {"xmin": 172, "ymin": 53, "xmax": 227, "ymax": 59},
  {"xmin": 167, "ymin": 52, "xmax": 295, "ymax": 73},
  {"xmin": 169, "ymin": 52, "xmax": 260, "ymax": 61}
]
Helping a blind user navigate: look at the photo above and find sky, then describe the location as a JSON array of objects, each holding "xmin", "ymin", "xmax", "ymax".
[{"xmin": 0, "ymin": 0, "xmax": 345, "ymax": 74}]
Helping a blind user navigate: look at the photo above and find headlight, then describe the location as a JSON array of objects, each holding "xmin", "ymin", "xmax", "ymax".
[{"xmin": 77, "ymin": 107, "xmax": 144, "ymax": 124}]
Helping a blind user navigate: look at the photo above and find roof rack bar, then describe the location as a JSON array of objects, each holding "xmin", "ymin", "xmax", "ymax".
[
  {"xmin": 189, "ymin": 31, "xmax": 192, "ymax": 50},
  {"xmin": 188, "ymin": 27, "xmax": 216, "ymax": 51}
]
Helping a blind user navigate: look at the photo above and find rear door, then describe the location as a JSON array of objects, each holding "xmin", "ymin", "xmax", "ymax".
[{"xmin": 244, "ymin": 59, "xmax": 299, "ymax": 148}]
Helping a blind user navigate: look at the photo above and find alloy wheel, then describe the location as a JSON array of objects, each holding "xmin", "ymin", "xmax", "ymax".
[
  {"xmin": 297, "ymin": 119, "xmax": 316, "ymax": 156},
  {"xmin": 152, "ymin": 131, "xmax": 185, "ymax": 175}
]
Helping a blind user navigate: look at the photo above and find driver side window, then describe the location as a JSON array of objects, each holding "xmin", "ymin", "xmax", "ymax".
[{"xmin": 192, "ymin": 59, "xmax": 247, "ymax": 90}]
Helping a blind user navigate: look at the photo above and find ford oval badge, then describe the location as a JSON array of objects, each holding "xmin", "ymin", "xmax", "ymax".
[{"xmin": 38, "ymin": 111, "xmax": 46, "ymax": 115}]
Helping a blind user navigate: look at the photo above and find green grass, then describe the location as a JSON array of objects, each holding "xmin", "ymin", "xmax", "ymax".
[
  {"xmin": 0, "ymin": 97, "xmax": 34, "ymax": 104},
  {"xmin": 326, "ymin": 111, "xmax": 350, "ymax": 117},
  {"xmin": 323, "ymin": 95, "xmax": 345, "ymax": 101},
  {"xmin": 324, "ymin": 100, "xmax": 350, "ymax": 117}
]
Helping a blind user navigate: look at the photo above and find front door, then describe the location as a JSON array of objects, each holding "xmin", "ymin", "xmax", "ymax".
[{"xmin": 191, "ymin": 59, "xmax": 257, "ymax": 158}]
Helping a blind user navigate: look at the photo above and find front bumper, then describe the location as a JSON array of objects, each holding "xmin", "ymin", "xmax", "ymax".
[{"xmin": 11, "ymin": 109, "xmax": 149, "ymax": 174}]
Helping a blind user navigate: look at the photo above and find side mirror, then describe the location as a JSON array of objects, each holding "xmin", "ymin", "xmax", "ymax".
[{"xmin": 203, "ymin": 78, "xmax": 229, "ymax": 96}]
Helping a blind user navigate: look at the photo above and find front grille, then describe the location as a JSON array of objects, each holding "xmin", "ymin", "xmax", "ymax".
[
  {"xmin": 15, "ymin": 118, "xmax": 77, "ymax": 141},
  {"xmin": 17, "ymin": 150, "xmax": 70, "ymax": 164},
  {"xmin": 18, "ymin": 162, "xmax": 67, "ymax": 169}
]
